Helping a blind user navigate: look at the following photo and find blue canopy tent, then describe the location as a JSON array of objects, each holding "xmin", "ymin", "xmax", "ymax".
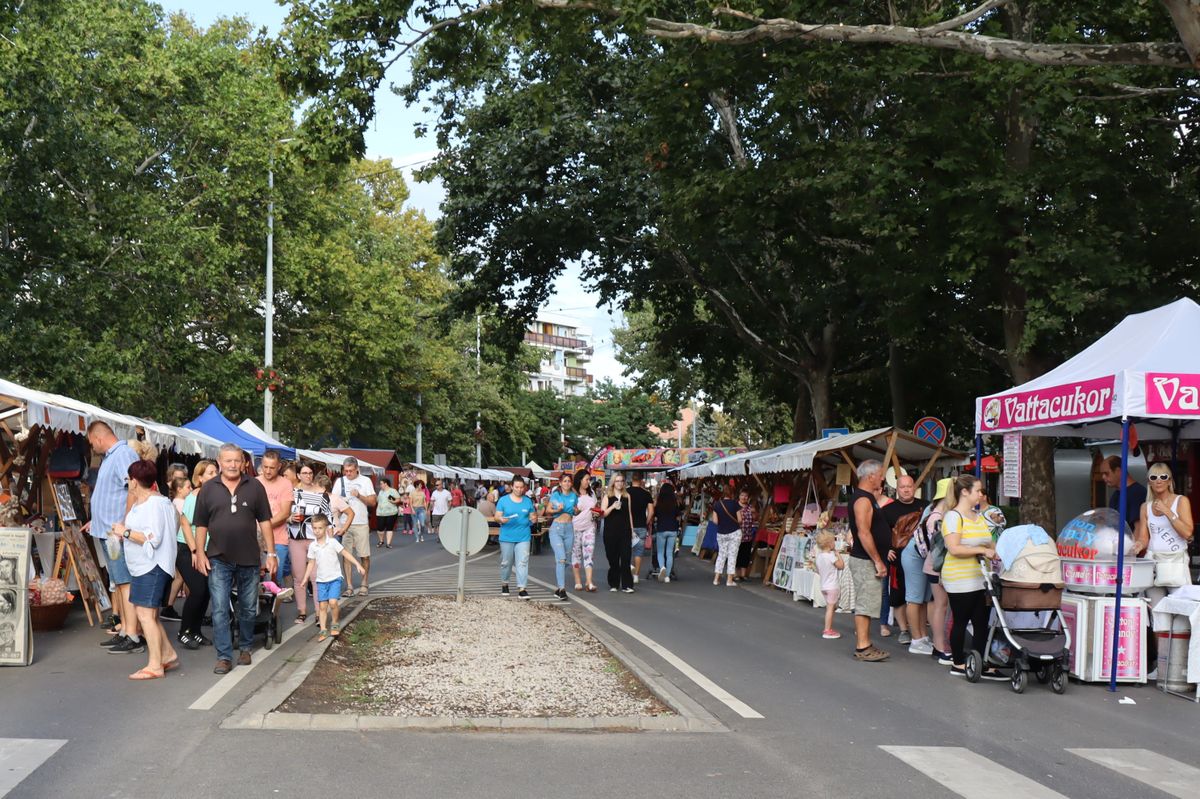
[{"xmin": 184, "ymin": 404, "xmax": 296, "ymax": 460}]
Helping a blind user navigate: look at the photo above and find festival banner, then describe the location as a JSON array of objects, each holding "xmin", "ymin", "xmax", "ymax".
[
  {"xmin": 1144, "ymin": 373, "xmax": 1200, "ymax": 416},
  {"xmin": 604, "ymin": 447, "xmax": 745, "ymax": 470},
  {"xmin": 979, "ymin": 376, "xmax": 1116, "ymax": 432}
]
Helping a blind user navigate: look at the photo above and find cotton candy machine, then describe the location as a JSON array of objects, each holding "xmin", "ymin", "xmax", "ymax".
[{"xmin": 1057, "ymin": 508, "xmax": 1155, "ymax": 595}]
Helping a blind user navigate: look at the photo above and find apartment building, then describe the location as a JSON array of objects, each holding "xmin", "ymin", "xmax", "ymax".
[{"xmin": 525, "ymin": 312, "xmax": 595, "ymax": 396}]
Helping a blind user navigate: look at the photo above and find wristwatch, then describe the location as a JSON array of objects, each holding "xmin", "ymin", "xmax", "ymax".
[{"xmin": 123, "ymin": 529, "xmax": 131, "ymax": 540}]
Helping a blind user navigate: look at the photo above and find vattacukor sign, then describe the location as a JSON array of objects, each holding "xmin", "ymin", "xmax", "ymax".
[
  {"xmin": 1144, "ymin": 373, "xmax": 1200, "ymax": 416},
  {"xmin": 980, "ymin": 376, "xmax": 1116, "ymax": 432}
]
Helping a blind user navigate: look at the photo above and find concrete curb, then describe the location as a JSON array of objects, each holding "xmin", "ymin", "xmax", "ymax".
[{"xmin": 223, "ymin": 596, "xmax": 727, "ymax": 734}]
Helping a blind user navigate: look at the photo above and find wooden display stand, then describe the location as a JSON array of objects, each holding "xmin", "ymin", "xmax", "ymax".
[{"xmin": 48, "ymin": 480, "xmax": 105, "ymax": 626}]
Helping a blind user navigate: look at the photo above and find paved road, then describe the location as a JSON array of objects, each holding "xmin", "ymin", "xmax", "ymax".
[{"xmin": 1, "ymin": 534, "xmax": 1196, "ymax": 798}]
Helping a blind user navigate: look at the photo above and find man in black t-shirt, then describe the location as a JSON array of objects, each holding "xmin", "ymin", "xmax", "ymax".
[
  {"xmin": 194, "ymin": 444, "xmax": 273, "ymax": 675},
  {"xmin": 848, "ymin": 460, "xmax": 892, "ymax": 662},
  {"xmin": 1100, "ymin": 455, "xmax": 1147, "ymax": 534},
  {"xmin": 627, "ymin": 474, "xmax": 654, "ymax": 582},
  {"xmin": 880, "ymin": 474, "xmax": 927, "ymax": 647}
]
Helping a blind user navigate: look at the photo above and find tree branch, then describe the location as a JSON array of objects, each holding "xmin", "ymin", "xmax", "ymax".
[
  {"xmin": 708, "ymin": 89, "xmax": 748, "ymax": 168},
  {"xmin": 922, "ymin": 0, "xmax": 1010, "ymax": 35},
  {"xmin": 669, "ymin": 245, "xmax": 808, "ymax": 375}
]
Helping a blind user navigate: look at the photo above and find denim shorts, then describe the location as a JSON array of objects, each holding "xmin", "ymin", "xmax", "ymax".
[
  {"xmin": 317, "ymin": 579, "xmax": 343, "ymax": 602},
  {"xmin": 129, "ymin": 566, "xmax": 172, "ymax": 608},
  {"xmin": 102, "ymin": 540, "xmax": 132, "ymax": 586},
  {"xmin": 631, "ymin": 528, "xmax": 648, "ymax": 558}
]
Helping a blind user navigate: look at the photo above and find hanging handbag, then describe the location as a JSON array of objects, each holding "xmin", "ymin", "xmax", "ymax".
[{"xmin": 800, "ymin": 477, "xmax": 821, "ymax": 528}]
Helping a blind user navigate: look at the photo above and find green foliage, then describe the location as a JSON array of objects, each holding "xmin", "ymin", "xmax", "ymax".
[{"xmin": 0, "ymin": 1, "xmax": 531, "ymax": 457}]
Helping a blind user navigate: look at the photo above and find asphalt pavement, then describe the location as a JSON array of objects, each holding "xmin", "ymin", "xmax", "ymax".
[{"xmin": 1, "ymin": 533, "xmax": 1196, "ymax": 799}]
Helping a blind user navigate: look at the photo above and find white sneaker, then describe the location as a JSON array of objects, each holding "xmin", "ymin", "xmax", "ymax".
[
  {"xmin": 633, "ymin": 574, "xmax": 639, "ymax": 584},
  {"xmin": 908, "ymin": 637, "xmax": 934, "ymax": 656},
  {"xmin": 663, "ymin": 576, "xmax": 670, "ymax": 583},
  {"xmin": 1148, "ymin": 668, "xmax": 1159, "ymax": 681}
]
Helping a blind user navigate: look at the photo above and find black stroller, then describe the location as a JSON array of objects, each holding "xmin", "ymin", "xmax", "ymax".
[
  {"xmin": 965, "ymin": 532, "xmax": 1071, "ymax": 694},
  {"xmin": 230, "ymin": 585, "xmax": 290, "ymax": 650}
]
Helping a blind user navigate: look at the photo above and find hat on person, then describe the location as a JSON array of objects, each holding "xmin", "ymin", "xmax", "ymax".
[{"xmin": 933, "ymin": 477, "xmax": 953, "ymax": 501}]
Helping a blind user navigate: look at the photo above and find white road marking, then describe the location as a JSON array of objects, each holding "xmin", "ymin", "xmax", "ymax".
[
  {"xmin": 527, "ymin": 575, "xmax": 764, "ymax": 719},
  {"xmin": 189, "ymin": 552, "xmax": 499, "ymax": 711},
  {"xmin": 0, "ymin": 738, "xmax": 67, "ymax": 798},
  {"xmin": 881, "ymin": 746, "xmax": 1068, "ymax": 799},
  {"xmin": 1067, "ymin": 748, "xmax": 1200, "ymax": 798}
]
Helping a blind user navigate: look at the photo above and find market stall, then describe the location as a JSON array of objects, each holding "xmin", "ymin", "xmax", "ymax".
[
  {"xmin": 237, "ymin": 420, "xmax": 384, "ymax": 478},
  {"xmin": 185, "ymin": 404, "xmax": 296, "ymax": 459},
  {"xmin": 974, "ymin": 296, "xmax": 1200, "ymax": 692},
  {"xmin": 0, "ymin": 377, "xmax": 226, "ymax": 655}
]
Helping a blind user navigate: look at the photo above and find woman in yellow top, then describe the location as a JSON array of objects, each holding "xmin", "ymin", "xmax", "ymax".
[{"xmin": 940, "ymin": 475, "xmax": 1001, "ymax": 679}]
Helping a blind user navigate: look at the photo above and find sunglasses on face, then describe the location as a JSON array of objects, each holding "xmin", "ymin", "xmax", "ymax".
[{"xmin": 1148, "ymin": 474, "xmax": 1171, "ymax": 482}]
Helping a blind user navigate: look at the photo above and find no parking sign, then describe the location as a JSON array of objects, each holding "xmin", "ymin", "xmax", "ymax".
[{"xmin": 913, "ymin": 416, "xmax": 947, "ymax": 446}]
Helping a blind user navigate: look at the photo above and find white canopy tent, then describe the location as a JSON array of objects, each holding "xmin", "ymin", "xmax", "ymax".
[
  {"xmin": 408, "ymin": 463, "xmax": 512, "ymax": 482},
  {"xmin": 748, "ymin": 429, "xmax": 967, "ymax": 477},
  {"xmin": 236, "ymin": 420, "xmax": 383, "ymax": 478},
  {"xmin": 973, "ymin": 297, "xmax": 1200, "ymax": 692},
  {"xmin": 974, "ymin": 297, "xmax": 1200, "ymax": 441},
  {"xmin": 0, "ymin": 377, "xmax": 223, "ymax": 457}
]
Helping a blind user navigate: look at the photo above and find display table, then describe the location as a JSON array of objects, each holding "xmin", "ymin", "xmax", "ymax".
[
  {"xmin": 1151, "ymin": 590, "xmax": 1200, "ymax": 701},
  {"xmin": 1061, "ymin": 592, "xmax": 1148, "ymax": 684}
]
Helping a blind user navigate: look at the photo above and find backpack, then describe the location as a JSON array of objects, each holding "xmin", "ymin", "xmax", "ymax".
[
  {"xmin": 891, "ymin": 511, "xmax": 922, "ymax": 551},
  {"xmin": 929, "ymin": 510, "xmax": 960, "ymax": 573}
]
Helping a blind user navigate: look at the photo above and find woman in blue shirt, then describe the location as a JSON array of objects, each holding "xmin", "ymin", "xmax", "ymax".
[
  {"xmin": 492, "ymin": 476, "xmax": 537, "ymax": 600},
  {"xmin": 546, "ymin": 473, "xmax": 578, "ymax": 601}
]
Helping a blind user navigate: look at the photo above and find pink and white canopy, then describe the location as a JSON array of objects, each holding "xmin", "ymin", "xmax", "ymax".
[{"xmin": 974, "ymin": 298, "xmax": 1200, "ymax": 439}]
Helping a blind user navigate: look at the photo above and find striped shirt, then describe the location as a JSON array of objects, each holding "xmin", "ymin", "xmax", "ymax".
[
  {"xmin": 88, "ymin": 440, "xmax": 138, "ymax": 539},
  {"xmin": 940, "ymin": 511, "xmax": 992, "ymax": 592}
]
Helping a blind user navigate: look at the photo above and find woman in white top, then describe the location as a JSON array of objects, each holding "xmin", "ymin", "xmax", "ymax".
[
  {"xmin": 1137, "ymin": 462, "xmax": 1194, "ymax": 600},
  {"xmin": 111, "ymin": 459, "xmax": 180, "ymax": 681}
]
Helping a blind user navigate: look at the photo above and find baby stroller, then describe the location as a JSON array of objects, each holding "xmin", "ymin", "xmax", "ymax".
[
  {"xmin": 230, "ymin": 584, "xmax": 291, "ymax": 650},
  {"xmin": 965, "ymin": 527, "xmax": 1071, "ymax": 694}
]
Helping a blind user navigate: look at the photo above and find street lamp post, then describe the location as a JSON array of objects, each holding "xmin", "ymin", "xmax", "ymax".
[
  {"xmin": 263, "ymin": 137, "xmax": 294, "ymax": 439},
  {"xmin": 475, "ymin": 315, "xmax": 482, "ymax": 469}
]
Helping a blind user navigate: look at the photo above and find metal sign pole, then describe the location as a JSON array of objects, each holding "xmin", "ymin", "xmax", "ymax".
[{"xmin": 457, "ymin": 521, "xmax": 468, "ymax": 605}]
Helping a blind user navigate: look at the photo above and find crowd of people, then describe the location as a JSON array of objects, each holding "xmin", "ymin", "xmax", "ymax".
[{"xmin": 81, "ymin": 422, "xmax": 1194, "ymax": 683}]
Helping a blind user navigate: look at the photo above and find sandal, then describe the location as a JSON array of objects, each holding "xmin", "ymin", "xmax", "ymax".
[
  {"xmin": 163, "ymin": 659, "xmax": 180, "ymax": 672},
  {"xmin": 586, "ymin": 584, "xmax": 597, "ymax": 592},
  {"xmin": 330, "ymin": 625, "xmax": 341, "ymax": 637},
  {"xmin": 574, "ymin": 583, "xmax": 583, "ymax": 591},
  {"xmin": 853, "ymin": 646, "xmax": 890, "ymax": 663},
  {"xmin": 294, "ymin": 614, "xmax": 307, "ymax": 625},
  {"xmin": 129, "ymin": 667, "xmax": 164, "ymax": 680},
  {"xmin": 713, "ymin": 577, "xmax": 720, "ymax": 586},
  {"xmin": 318, "ymin": 629, "xmax": 328, "ymax": 642}
]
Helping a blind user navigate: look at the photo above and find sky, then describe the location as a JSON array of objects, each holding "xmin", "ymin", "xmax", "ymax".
[{"xmin": 168, "ymin": 0, "xmax": 626, "ymax": 382}]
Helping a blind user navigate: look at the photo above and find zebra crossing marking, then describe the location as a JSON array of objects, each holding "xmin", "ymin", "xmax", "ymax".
[
  {"xmin": 880, "ymin": 746, "xmax": 1069, "ymax": 799},
  {"xmin": 0, "ymin": 738, "xmax": 67, "ymax": 798},
  {"xmin": 1067, "ymin": 748, "xmax": 1200, "ymax": 799}
]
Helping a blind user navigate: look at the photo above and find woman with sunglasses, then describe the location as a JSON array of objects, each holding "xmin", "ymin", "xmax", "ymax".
[{"xmin": 602, "ymin": 473, "xmax": 636, "ymax": 593}]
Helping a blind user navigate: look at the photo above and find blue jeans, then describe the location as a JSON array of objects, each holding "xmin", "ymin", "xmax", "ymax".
[
  {"xmin": 273, "ymin": 543, "xmax": 291, "ymax": 584},
  {"xmin": 656, "ymin": 530, "xmax": 678, "ymax": 576},
  {"xmin": 208, "ymin": 557, "xmax": 259, "ymax": 661},
  {"xmin": 548, "ymin": 521, "xmax": 574, "ymax": 588},
  {"xmin": 499, "ymin": 540, "xmax": 530, "ymax": 588},
  {"xmin": 412, "ymin": 508, "xmax": 428, "ymax": 537}
]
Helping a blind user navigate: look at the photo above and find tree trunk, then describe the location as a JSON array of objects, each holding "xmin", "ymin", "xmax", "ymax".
[
  {"xmin": 792, "ymin": 381, "xmax": 813, "ymax": 442},
  {"xmin": 888, "ymin": 340, "xmax": 907, "ymax": 429},
  {"xmin": 806, "ymin": 366, "xmax": 834, "ymax": 432},
  {"xmin": 1161, "ymin": 0, "xmax": 1200, "ymax": 68},
  {"xmin": 997, "ymin": 3, "xmax": 1056, "ymax": 532}
]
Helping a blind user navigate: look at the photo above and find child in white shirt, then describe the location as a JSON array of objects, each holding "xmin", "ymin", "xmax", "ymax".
[
  {"xmin": 814, "ymin": 531, "xmax": 845, "ymax": 640},
  {"xmin": 303, "ymin": 515, "xmax": 364, "ymax": 641}
]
